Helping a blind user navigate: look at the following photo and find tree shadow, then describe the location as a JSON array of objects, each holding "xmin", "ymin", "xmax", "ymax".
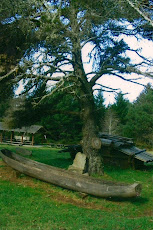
[
  {"xmin": 105, "ymin": 196, "xmax": 149, "ymax": 205},
  {"xmin": 142, "ymin": 164, "xmax": 153, "ymax": 172},
  {"xmin": 40, "ymin": 158, "xmax": 73, "ymax": 169}
]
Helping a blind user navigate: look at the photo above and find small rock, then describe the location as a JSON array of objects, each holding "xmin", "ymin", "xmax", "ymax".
[{"xmin": 68, "ymin": 152, "xmax": 88, "ymax": 174}]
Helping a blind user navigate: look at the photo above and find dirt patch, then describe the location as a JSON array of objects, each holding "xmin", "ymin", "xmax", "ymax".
[
  {"xmin": 0, "ymin": 160, "xmax": 40, "ymax": 188},
  {"xmin": 0, "ymin": 160, "xmax": 108, "ymax": 211}
]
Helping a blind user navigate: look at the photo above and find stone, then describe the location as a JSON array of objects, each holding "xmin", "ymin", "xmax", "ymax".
[{"xmin": 68, "ymin": 152, "xmax": 88, "ymax": 174}]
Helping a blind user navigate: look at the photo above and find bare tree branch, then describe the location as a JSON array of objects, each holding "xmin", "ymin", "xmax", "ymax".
[
  {"xmin": 111, "ymin": 72, "xmax": 146, "ymax": 86},
  {"xmin": 0, "ymin": 66, "xmax": 18, "ymax": 81},
  {"xmin": 127, "ymin": 48, "xmax": 153, "ymax": 65},
  {"xmin": 93, "ymin": 88, "xmax": 118, "ymax": 93},
  {"xmin": 95, "ymin": 83, "xmax": 120, "ymax": 91},
  {"xmin": 125, "ymin": 0, "xmax": 153, "ymax": 27}
]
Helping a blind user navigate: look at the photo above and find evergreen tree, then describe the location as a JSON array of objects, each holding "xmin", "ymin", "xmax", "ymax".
[
  {"xmin": 124, "ymin": 0, "xmax": 153, "ymax": 28},
  {"xmin": 94, "ymin": 90, "xmax": 106, "ymax": 131},
  {"xmin": 124, "ymin": 84, "xmax": 153, "ymax": 147},
  {"xmin": 4, "ymin": 87, "xmax": 82, "ymax": 143},
  {"xmin": 111, "ymin": 92, "xmax": 130, "ymax": 126},
  {"xmin": 0, "ymin": 77, "xmax": 15, "ymax": 120},
  {"xmin": 41, "ymin": 93, "xmax": 82, "ymax": 143}
]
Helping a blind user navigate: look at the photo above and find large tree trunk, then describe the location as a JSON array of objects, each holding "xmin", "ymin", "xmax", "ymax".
[
  {"xmin": 73, "ymin": 60, "xmax": 104, "ymax": 175},
  {"xmin": 70, "ymin": 11, "xmax": 104, "ymax": 175},
  {"xmin": 80, "ymin": 92, "xmax": 104, "ymax": 175}
]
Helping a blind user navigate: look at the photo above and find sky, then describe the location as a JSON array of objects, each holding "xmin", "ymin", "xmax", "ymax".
[{"xmin": 82, "ymin": 35, "xmax": 153, "ymax": 105}]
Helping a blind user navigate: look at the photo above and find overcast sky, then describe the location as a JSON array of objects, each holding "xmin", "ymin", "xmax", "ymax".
[{"xmin": 82, "ymin": 35, "xmax": 153, "ymax": 105}]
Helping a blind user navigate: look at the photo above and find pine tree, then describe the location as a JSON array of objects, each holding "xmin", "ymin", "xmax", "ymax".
[
  {"xmin": 111, "ymin": 92, "xmax": 130, "ymax": 127},
  {"xmin": 94, "ymin": 90, "xmax": 106, "ymax": 131},
  {"xmin": 124, "ymin": 84, "xmax": 153, "ymax": 147}
]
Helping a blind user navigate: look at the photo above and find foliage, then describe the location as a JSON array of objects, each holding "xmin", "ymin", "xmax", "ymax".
[
  {"xmin": 3, "ymin": 80, "xmax": 48, "ymax": 128},
  {"xmin": 102, "ymin": 107, "xmax": 121, "ymax": 135},
  {"xmin": 124, "ymin": 84, "xmax": 153, "ymax": 147},
  {"xmin": 112, "ymin": 92, "xmax": 130, "ymax": 125},
  {"xmin": 3, "ymin": 89, "xmax": 106, "ymax": 144},
  {"xmin": 0, "ymin": 0, "xmax": 41, "ymax": 119},
  {"xmin": 99, "ymin": 92, "xmax": 130, "ymax": 135},
  {"xmin": 4, "ymin": 88, "xmax": 82, "ymax": 143},
  {"xmin": 0, "ymin": 79, "xmax": 15, "ymax": 120},
  {"xmin": 94, "ymin": 90, "xmax": 106, "ymax": 131},
  {"xmin": 40, "ymin": 92, "xmax": 82, "ymax": 143},
  {"xmin": 124, "ymin": 0, "xmax": 153, "ymax": 30}
]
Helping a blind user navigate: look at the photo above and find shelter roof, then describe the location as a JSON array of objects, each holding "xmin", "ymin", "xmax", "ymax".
[
  {"xmin": 0, "ymin": 122, "xmax": 42, "ymax": 134},
  {"xmin": 99, "ymin": 133, "xmax": 153, "ymax": 163}
]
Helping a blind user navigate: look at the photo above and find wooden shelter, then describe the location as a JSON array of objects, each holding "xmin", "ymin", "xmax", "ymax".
[
  {"xmin": 98, "ymin": 133, "xmax": 153, "ymax": 169},
  {"xmin": 62, "ymin": 133, "xmax": 153, "ymax": 170},
  {"xmin": 0, "ymin": 122, "xmax": 42, "ymax": 145}
]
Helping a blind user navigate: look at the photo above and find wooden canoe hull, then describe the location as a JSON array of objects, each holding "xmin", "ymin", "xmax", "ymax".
[{"xmin": 0, "ymin": 149, "xmax": 142, "ymax": 198}]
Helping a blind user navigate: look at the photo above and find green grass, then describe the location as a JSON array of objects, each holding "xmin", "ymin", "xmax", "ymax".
[
  {"xmin": 0, "ymin": 144, "xmax": 153, "ymax": 230},
  {"xmin": 0, "ymin": 144, "xmax": 73, "ymax": 168},
  {"xmin": 0, "ymin": 180, "xmax": 153, "ymax": 230}
]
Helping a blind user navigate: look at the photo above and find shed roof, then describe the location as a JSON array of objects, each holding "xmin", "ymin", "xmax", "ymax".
[
  {"xmin": 0, "ymin": 122, "xmax": 42, "ymax": 134},
  {"xmin": 99, "ymin": 133, "xmax": 153, "ymax": 163}
]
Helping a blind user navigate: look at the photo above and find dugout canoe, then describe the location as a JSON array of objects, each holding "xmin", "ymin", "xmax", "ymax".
[{"xmin": 0, "ymin": 149, "xmax": 142, "ymax": 198}]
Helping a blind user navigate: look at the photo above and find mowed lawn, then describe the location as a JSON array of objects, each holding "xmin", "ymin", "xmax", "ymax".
[{"xmin": 0, "ymin": 144, "xmax": 153, "ymax": 230}]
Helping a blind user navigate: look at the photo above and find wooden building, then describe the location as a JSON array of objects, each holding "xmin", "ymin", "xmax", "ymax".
[
  {"xmin": 98, "ymin": 133, "xmax": 153, "ymax": 169},
  {"xmin": 0, "ymin": 122, "xmax": 42, "ymax": 146},
  {"xmin": 62, "ymin": 133, "xmax": 153, "ymax": 170}
]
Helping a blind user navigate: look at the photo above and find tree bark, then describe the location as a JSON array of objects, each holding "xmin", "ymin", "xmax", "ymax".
[
  {"xmin": 72, "ymin": 52, "xmax": 104, "ymax": 175},
  {"xmin": 80, "ymin": 93, "xmax": 104, "ymax": 175},
  {"xmin": 70, "ymin": 10, "xmax": 104, "ymax": 175}
]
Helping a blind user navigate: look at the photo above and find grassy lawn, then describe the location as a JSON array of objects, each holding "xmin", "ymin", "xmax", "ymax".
[
  {"xmin": 0, "ymin": 144, "xmax": 153, "ymax": 230},
  {"xmin": 148, "ymin": 151, "xmax": 153, "ymax": 155}
]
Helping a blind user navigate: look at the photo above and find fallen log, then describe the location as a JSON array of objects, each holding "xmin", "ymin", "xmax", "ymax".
[
  {"xmin": 0, "ymin": 149, "xmax": 142, "ymax": 198},
  {"xmin": 15, "ymin": 147, "xmax": 32, "ymax": 156}
]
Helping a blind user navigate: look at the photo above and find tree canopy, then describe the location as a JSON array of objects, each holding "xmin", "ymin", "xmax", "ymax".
[{"xmin": 124, "ymin": 84, "xmax": 153, "ymax": 147}]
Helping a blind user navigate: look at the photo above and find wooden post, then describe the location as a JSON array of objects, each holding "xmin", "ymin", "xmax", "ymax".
[
  {"xmin": 21, "ymin": 135, "xmax": 24, "ymax": 145},
  {"xmin": 10, "ymin": 131, "xmax": 13, "ymax": 143},
  {"xmin": 32, "ymin": 134, "xmax": 34, "ymax": 146}
]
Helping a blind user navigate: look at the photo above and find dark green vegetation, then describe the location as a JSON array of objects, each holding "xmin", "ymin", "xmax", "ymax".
[
  {"xmin": 1, "ymin": 84, "xmax": 153, "ymax": 148},
  {"xmin": 3, "ymin": 84, "xmax": 153, "ymax": 148},
  {"xmin": 5, "ymin": 92, "xmax": 82, "ymax": 144},
  {"xmin": 124, "ymin": 85, "xmax": 153, "ymax": 148},
  {"xmin": 0, "ymin": 145, "xmax": 153, "ymax": 229}
]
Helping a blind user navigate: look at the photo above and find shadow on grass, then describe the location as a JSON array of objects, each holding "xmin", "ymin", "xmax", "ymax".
[
  {"xmin": 142, "ymin": 164, "xmax": 153, "ymax": 172},
  {"xmin": 105, "ymin": 196, "xmax": 149, "ymax": 204},
  {"xmin": 36, "ymin": 158, "xmax": 73, "ymax": 169}
]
